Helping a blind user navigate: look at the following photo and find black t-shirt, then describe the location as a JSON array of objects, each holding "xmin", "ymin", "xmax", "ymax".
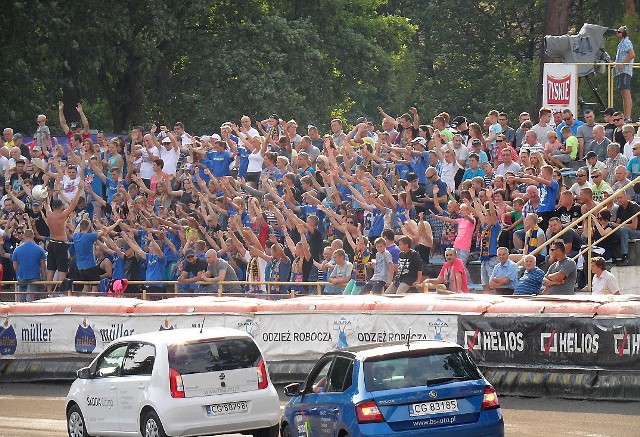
[
  {"xmin": 555, "ymin": 205, "xmax": 582, "ymax": 226},
  {"xmin": 617, "ymin": 201, "xmax": 640, "ymax": 230},
  {"xmin": 554, "ymin": 228, "xmax": 583, "ymax": 253},
  {"xmin": 410, "ymin": 185, "xmax": 427, "ymax": 213},
  {"xmin": 26, "ymin": 207, "xmax": 49, "ymax": 238},
  {"xmin": 183, "ymin": 257, "xmax": 208, "ymax": 276},
  {"xmin": 396, "ymin": 249, "xmax": 423, "ymax": 284},
  {"xmin": 613, "ymin": 127, "xmax": 625, "ymax": 146}
]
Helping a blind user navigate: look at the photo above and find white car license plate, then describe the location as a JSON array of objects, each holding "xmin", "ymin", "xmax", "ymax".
[
  {"xmin": 410, "ymin": 399, "xmax": 458, "ymax": 416},
  {"xmin": 206, "ymin": 401, "xmax": 248, "ymax": 416}
]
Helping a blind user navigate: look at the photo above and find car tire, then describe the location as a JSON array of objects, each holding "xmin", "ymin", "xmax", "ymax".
[
  {"xmin": 250, "ymin": 423, "xmax": 279, "ymax": 437},
  {"xmin": 67, "ymin": 404, "xmax": 91, "ymax": 437},
  {"xmin": 142, "ymin": 411, "xmax": 167, "ymax": 437},
  {"xmin": 281, "ymin": 424, "xmax": 292, "ymax": 437}
]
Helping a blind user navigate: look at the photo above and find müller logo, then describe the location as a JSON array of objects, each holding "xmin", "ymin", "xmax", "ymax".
[
  {"xmin": 540, "ymin": 331, "xmax": 599, "ymax": 354},
  {"xmin": 613, "ymin": 331, "xmax": 640, "ymax": 356},
  {"xmin": 547, "ymin": 74, "xmax": 571, "ymax": 105}
]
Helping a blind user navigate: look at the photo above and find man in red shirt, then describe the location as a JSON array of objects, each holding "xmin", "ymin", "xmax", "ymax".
[{"xmin": 58, "ymin": 101, "xmax": 90, "ymax": 146}]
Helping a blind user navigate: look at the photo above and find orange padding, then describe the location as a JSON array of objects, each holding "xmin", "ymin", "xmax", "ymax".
[{"xmin": 2, "ymin": 294, "xmax": 639, "ymax": 316}]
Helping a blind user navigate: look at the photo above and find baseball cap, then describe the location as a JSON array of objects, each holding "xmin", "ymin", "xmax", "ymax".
[
  {"xmin": 411, "ymin": 136, "xmax": 427, "ymax": 146},
  {"xmin": 69, "ymin": 122, "xmax": 80, "ymax": 129},
  {"xmin": 585, "ymin": 151, "xmax": 598, "ymax": 160},
  {"xmin": 451, "ymin": 116, "xmax": 467, "ymax": 127},
  {"xmin": 361, "ymin": 137, "xmax": 375, "ymax": 147},
  {"xmin": 472, "ymin": 138, "xmax": 482, "ymax": 146},
  {"xmin": 602, "ymin": 108, "xmax": 615, "ymax": 116},
  {"xmin": 162, "ymin": 136, "xmax": 172, "ymax": 143},
  {"xmin": 211, "ymin": 133, "xmax": 222, "ymax": 141},
  {"xmin": 184, "ymin": 249, "xmax": 196, "ymax": 258},
  {"xmin": 356, "ymin": 116, "xmax": 368, "ymax": 124},
  {"xmin": 406, "ymin": 172, "xmax": 418, "ymax": 182},
  {"xmin": 13, "ymin": 133, "xmax": 22, "ymax": 140}
]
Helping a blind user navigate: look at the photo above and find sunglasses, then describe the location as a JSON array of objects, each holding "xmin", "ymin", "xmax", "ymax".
[
  {"xmin": 576, "ymin": 174, "xmax": 586, "ymax": 177},
  {"xmin": 496, "ymin": 139, "xmax": 504, "ymax": 143},
  {"xmin": 613, "ymin": 118, "xmax": 622, "ymax": 121}
]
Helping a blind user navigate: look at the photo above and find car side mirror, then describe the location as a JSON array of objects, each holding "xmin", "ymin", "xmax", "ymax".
[
  {"xmin": 283, "ymin": 382, "xmax": 301, "ymax": 397},
  {"xmin": 77, "ymin": 367, "xmax": 92, "ymax": 379}
]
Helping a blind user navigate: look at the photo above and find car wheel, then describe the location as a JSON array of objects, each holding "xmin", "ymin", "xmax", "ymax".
[
  {"xmin": 250, "ymin": 423, "xmax": 279, "ymax": 437},
  {"xmin": 142, "ymin": 411, "xmax": 167, "ymax": 437},
  {"xmin": 281, "ymin": 424, "xmax": 292, "ymax": 437},
  {"xmin": 67, "ymin": 404, "xmax": 91, "ymax": 437}
]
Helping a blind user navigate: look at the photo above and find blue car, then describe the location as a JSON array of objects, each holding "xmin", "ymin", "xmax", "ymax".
[{"xmin": 281, "ymin": 340, "xmax": 504, "ymax": 437}]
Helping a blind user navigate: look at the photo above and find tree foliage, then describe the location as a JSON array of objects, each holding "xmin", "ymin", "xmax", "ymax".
[{"xmin": 0, "ymin": 0, "xmax": 635, "ymax": 136}]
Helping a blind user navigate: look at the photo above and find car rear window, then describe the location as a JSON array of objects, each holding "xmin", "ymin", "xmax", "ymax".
[
  {"xmin": 363, "ymin": 350, "xmax": 482, "ymax": 391},
  {"xmin": 168, "ymin": 337, "xmax": 261, "ymax": 375}
]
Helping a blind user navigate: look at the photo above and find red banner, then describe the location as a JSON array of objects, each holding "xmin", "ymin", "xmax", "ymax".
[{"xmin": 546, "ymin": 74, "xmax": 572, "ymax": 105}]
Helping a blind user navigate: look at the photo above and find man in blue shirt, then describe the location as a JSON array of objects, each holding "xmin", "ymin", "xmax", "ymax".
[
  {"xmin": 11, "ymin": 229, "xmax": 46, "ymax": 302},
  {"xmin": 616, "ymin": 25, "xmax": 636, "ymax": 122},
  {"xmin": 555, "ymin": 109, "xmax": 584, "ymax": 143},
  {"xmin": 488, "ymin": 247, "xmax": 519, "ymax": 295},
  {"xmin": 73, "ymin": 217, "xmax": 100, "ymax": 293},
  {"xmin": 513, "ymin": 165, "xmax": 558, "ymax": 229},
  {"xmin": 513, "ymin": 255, "xmax": 545, "ymax": 295}
]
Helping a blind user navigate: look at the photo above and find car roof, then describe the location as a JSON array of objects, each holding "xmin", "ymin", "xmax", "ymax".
[
  {"xmin": 338, "ymin": 340, "xmax": 463, "ymax": 360},
  {"xmin": 109, "ymin": 327, "xmax": 251, "ymax": 346}
]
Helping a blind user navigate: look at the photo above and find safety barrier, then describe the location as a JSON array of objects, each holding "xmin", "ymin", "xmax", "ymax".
[
  {"xmin": 1, "ymin": 294, "xmax": 639, "ymax": 400},
  {"xmin": 0, "ymin": 280, "xmax": 448, "ymax": 302}
]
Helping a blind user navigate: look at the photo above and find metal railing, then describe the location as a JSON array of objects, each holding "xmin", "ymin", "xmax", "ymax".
[
  {"xmin": 0, "ymin": 279, "xmax": 448, "ymax": 302},
  {"xmin": 524, "ymin": 176, "xmax": 640, "ymax": 291}
]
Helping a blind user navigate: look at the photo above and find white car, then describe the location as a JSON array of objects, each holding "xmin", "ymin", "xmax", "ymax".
[{"xmin": 66, "ymin": 327, "xmax": 280, "ymax": 437}]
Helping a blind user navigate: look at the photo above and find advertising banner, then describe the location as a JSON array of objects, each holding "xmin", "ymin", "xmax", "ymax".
[
  {"xmin": 542, "ymin": 63, "xmax": 578, "ymax": 115},
  {"xmin": 458, "ymin": 316, "xmax": 640, "ymax": 370},
  {"xmin": 0, "ymin": 313, "xmax": 458, "ymax": 361}
]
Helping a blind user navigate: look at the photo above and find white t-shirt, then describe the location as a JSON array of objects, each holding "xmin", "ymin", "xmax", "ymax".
[
  {"xmin": 569, "ymin": 180, "xmax": 592, "ymax": 197},
  {"xmin": 623, "ymin": 137, "xmax": 640, "ymax": 160},
  {"xmin": 0, "ymin": 156, "xmax": 9, "ymax": 175},
  {"xmin": 247, "ymin": 150, "xmax": 264, "ymax": 173},
  {"xmin": 62, "ymin": 174, "xmax": 81, "ymax": 199},
  {"xmin": 496, "ymin": 161, "xmax": 521, "ymax": 176},
  {"xmin": 140, "ymin": 146, "xmax": 159, "ymax": 179},
  {"xmin": 591, "ymin": 270, "xmax": 620, "ymax": 295},
  {"xmin": 238, "ymin": 128, "xmax": 260, "ymax": 146},
  {"xmin": 160, "ymin": 146, "xmax": 180, "ymax": 176},
  {"xmin": 440, "ymin": 160, "xmax": 460, "ymax": 190}
]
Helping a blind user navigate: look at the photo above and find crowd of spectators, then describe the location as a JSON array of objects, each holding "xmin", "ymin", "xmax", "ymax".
[{"xmin": 0, "ymin": 102, "xmax": 633, "ymax": 300}]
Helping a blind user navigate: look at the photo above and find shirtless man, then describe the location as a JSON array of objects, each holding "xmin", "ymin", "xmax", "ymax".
[{"xmin": 45, "ymin": 188, "xmax": 82, "ymax": 292}]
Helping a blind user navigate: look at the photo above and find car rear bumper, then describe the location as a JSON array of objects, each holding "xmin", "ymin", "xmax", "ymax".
[
  {"xmin": 356, "ymin": 409, "xmax": 504, "ymax": 437},
  {"xmin": 159, "ymin": 387, "xmax": 281, "ymax": 437}
]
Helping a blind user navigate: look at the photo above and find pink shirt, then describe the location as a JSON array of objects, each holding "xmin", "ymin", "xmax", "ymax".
[
  {"xmin": 439, "ymin": 258, "xmax": 469, "ymax": 293},
  {"xmin": 454, "ymin": 217, "xmax": 476, "ymax": 251}
]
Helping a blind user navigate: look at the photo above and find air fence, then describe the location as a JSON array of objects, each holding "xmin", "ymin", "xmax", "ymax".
[{"xmin": 0, "ymin": 293, "xmax": 638, "ymax": 400}]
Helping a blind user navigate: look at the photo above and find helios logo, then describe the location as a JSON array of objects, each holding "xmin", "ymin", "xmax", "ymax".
[
  {"xmin": 540, "ymin": 331, "xmax": 599, "ymax": 354},
  {"xmin": 464, "ymin": 330, "xmax": 524, "ymax": 352},
  {"xmin": 614, "ymin": 331, "xmax": 640, "ymax": 356}
]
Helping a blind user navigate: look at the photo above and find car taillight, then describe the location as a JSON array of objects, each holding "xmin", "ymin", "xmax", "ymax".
[
  {"xmin": 169, "ymin": 367, "xmax": 185, "ymax": 398},
  {"xmin": 257, "ymin": 358, "xmax": 268, "ymax": 389},
  {"xmin": 356, "ymin": 400, "xmax": 384, "ymax": 423},
  {"xmin": 482, "ymin": 387, "xmax": 500, "ymax": 410}
]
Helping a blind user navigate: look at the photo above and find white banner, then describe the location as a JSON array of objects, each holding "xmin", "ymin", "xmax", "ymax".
[
  {"xmin": 0, "ymin": 313, "xmax": 457, "ymax": 361},
  {"xmin": 542, "ymin": 63, "xmax": 578, "ymax": 115}
]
